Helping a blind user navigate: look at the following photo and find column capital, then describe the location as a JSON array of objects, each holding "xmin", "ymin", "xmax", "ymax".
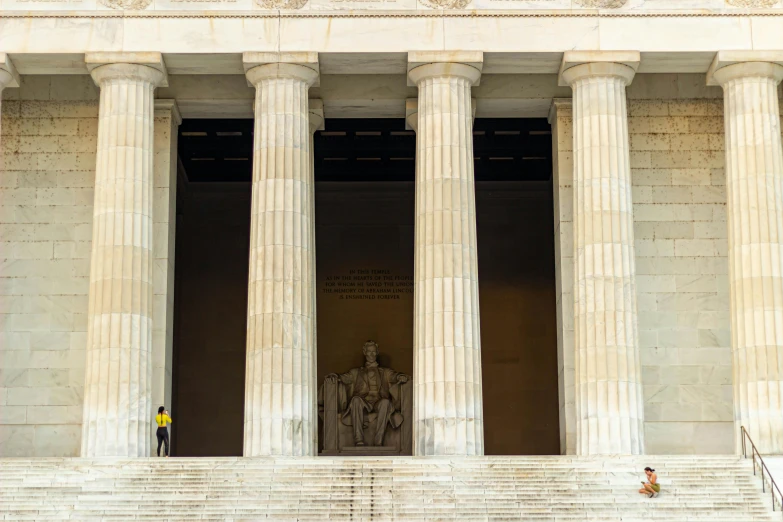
[
  {"xmin": 0, "ymin": 53, "xmax": 20, "ymax": 89},
  {"xmin": 154, "ymin": 99, "xmax": 182, "ymax": 126},
  {"xmin": 706, "ymin": 51, "xmax": 783, "ymax": 86},
  {"xmin": 86, "ymin": 52, "xmax": 168, "ymax": 87},
  {"xmin": 558, "ymin": 51, "xmax": 640, "ymax": 87},
  {"xmin": 407, "ymin": 51, "xmax": 483, "ymax": 87},
  {"xmin": 309, "ymin": 98, "xmax": 324, "ymax": 134},
  {"xmin": 243, "ymin": 52, "xmax": 320, "ymax": 87}
]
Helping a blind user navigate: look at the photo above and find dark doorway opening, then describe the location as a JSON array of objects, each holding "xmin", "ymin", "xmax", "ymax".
[
  {"xmin": 172, "ymin": 118, "xmax": 558, "ymax": 457},
  {"xmin": 171, "ymin": 120, "xmax": 253, "ymax": 456}
]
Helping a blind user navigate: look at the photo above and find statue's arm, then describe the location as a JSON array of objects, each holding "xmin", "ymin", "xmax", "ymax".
[
  {"xmin": 326, "ymin": 370, "xmax": 353, "ymax": 385},
  {"xmin": 387, "ymin": 369, "xmax": 409, "ymax": 384}
]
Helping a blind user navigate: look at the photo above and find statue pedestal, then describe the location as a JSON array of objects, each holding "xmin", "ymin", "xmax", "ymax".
[{"xmin": 322, "ymin": 445, "xmax": 400, "ymax": 457}]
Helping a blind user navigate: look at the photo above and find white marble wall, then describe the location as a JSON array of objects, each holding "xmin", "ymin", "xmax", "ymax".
[
  {"xmin": 0, "ymin": 76, "xmax": 98, "ymax": 457},
  {"xmin": 628, "ymin": 97, "xmax": 734, "ymax": 454},
  {"xmin": 551, "ymin": 75, "xmax": 751, "ymax": 454},
  {"xmin": 0, "ymin": 76, "xmax": 177, "ymax": 457}
]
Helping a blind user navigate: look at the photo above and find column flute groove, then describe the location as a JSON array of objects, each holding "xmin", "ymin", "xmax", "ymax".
[
  {"xmin": 409, "ymin": 60, "xmax": 484, "ymax": 456},
  {"xmin": 711, "ymin": 58, "xmax": 783, "ymax": 453},
  {"xmin": 81, "ymin": 62, "xmax": 165, "ymax": 457},
  {"xmin": 244, "ymin": 62, "xmax": 318, "ymax": 457},
  {"xmin": 561, "ymin": 59, "xmax": 644, "ymax": 455}
]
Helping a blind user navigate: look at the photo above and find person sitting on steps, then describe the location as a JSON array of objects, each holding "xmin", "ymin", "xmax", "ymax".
[{"xmin": 639, "ymin": 466, "xmax": 660, "ymax": 498}]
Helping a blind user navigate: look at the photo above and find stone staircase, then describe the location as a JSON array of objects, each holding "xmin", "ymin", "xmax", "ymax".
[{"xmin": 0, "ymin": 455, "xmax": 779, "ymax": 521}]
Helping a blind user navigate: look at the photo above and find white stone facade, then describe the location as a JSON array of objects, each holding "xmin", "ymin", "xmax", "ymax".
[
  {"xmin": 552, "ymin": 76, "xmax": 743, "ymax": 455},
  {"xmin": 0, "ymin": 76, "xmax": 178, "ymax": 457},
  {"xmin": 2, "ymin": 6, "xmax": 783, "ymax": 457}
]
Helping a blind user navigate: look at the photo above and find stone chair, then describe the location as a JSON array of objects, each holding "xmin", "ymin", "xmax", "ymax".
[{"xmin": 319, "ymin": 378, "xmax": 412, "ymax": 456}]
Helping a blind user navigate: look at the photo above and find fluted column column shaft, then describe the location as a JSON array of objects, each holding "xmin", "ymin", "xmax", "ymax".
[
  {"xmin": 81, "ymin": 63, "xmax": 165, "ymax": 457},
  {"xmin": 244, "ymin": 63, "xmax": 318, "ymax": 457},
  {"xmin": 562, "ymin": 62, "xmax": 644, "ymax": 455},
  {"xmin": 713, "ymin": 61, "xmax": 783, "ymax": 454},
  {"xmin": 409, "ymin": 62, "xmax": 484, "ymax": 456}
]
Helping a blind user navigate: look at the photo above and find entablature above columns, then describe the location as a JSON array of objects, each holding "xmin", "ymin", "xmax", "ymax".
[
  {"xmin": 3, "ymin": 50, "xmax": 782, "ymax": 78},
  {"xmin": 3, "ymin": 47, "xmax": 781, "ymax": 120},
  {"xmin": 1, "ymin": 11, "xmax": 783, "ymax": 74}
]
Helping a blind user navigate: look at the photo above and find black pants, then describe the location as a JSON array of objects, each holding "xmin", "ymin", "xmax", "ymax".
[{"xmin": 156, "ymin": 427, "xmax": 170, "ymax": 456}]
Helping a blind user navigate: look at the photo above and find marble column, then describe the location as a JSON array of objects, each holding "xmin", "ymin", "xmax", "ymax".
[
  {"xmin": 560, "ymin": 53, "xmax": 645, "ymax": 455},
  {"xmin": 81, "ymin": 55, "xmax": 167, "ymax": 457},
  {"xmin": 0, "ymin": 54, "xmax": 19, "ymax": 173},
  {"xmin": 243, "ymin": 56, "xmax": 319, "ymax": 456},
  {"xmin": 708, "ymin": 52, "xmax": 783, "ymax": 454},
  {"xmin": 408, "ymin": 54, "xmax": 485, "ymax": 456}
]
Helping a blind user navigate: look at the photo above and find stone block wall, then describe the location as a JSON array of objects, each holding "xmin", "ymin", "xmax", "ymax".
[
  {"xmin": 628, "ymin": 98, "xmax": 733, "ymax": 454},
  {"xmin": 0, "ymin": 76, "xmax": 178, "ymax": 457},
  {"xmin": 551, "ymin": 75, "xmax": 743, "ymax": 454},
  {"xmin": 0, "ymin": 76, "xmax": 99, "ymax": 456}
]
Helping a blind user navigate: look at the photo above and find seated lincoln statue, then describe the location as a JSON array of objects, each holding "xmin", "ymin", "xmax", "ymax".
[{"xmin": 318, "ymin": 341, "xmax": 412, "ymax": 455}]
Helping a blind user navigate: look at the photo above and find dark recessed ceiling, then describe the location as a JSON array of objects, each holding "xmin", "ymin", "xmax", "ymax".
[{"xmin": 178, "ymin": 118, "xmax": 552, "ymax": 183}]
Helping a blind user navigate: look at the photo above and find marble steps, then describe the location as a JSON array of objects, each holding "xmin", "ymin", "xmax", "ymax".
[
  {"xmin": 1, "ymin": 483, "xmax": 765, "ymax": 491},
  {"xmin": 0, "ymin": 456, "xmax": 778, "ymax": 521},
  {"xmin": 0, "ymin": 512, "xmax": 780, "ymax": 522},
  {"xmin": 0, "ymin": 474, "xmax": 760, "ymax": 480},
  {"xmin": 0, "ymin": 501, "xmax": 774, "ymax": 510},
  {"xmin": 0, "ymin": 455, "xmax": 751, "ymax": 464}
]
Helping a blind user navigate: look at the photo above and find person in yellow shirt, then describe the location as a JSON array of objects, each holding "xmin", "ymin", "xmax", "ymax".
[{"xmin": 155, "ymin": 406, "xmax": 173, "ymax": 457}]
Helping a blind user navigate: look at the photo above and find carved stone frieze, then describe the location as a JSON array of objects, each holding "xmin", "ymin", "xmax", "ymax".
[
  {"xmin": 573, "ymin": 0, "xmax": 627, "ymax": 7},
  {"xmin": 99, "ymin": 0, "xmax": 152, "ymax": 9},
  {"xmin": 255, "ymin": 0, "xmax": 308, "ymax": 8},
  {"xmin": 420, "ymin": 0, "xmax": 471, "ymax": 9},
  {"xmin": 726, "ymin": 0, "xmax": 778, "ymax": 6}
]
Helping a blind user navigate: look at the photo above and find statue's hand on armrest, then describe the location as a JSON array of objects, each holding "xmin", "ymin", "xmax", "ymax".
[
  {"xmin": 397, "ymin": 374, "xmax": 410, "ymax": 384},
  {"xmin": 325, "ymin": 373, "xmax": 339, "ymax": 384}
]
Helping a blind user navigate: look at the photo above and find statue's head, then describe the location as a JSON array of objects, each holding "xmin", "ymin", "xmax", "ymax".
[{"xmin": 362, "ymin": 340, "xmax": 379, "ymax": 364}]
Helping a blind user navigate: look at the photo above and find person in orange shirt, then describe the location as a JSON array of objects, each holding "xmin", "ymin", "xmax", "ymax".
[{"xmin": 155, "ymin": 406, "xmax": 173, "ymax": 457}]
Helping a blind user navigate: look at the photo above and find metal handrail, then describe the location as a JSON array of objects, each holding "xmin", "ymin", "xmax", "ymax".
[{"xmin": 740, "ymin": 426, "xmax": 783, "ymax": 512}]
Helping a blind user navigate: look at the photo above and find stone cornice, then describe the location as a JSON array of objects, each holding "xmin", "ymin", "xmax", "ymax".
[{"xmin": 1, "ymin": 9, "xmax": 783, "ymax": 17}]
